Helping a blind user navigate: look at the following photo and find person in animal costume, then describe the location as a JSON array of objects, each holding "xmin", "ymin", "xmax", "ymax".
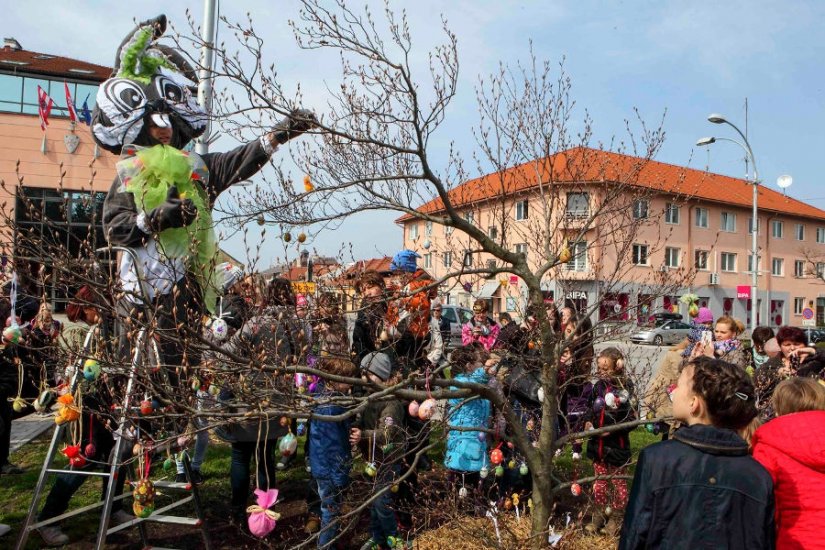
[{"xmin": 95, "ymin": 15, "xmax": 315, "ymax": 380}]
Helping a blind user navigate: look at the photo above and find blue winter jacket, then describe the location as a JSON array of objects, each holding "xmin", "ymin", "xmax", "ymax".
[
  {"xmin": 444, "ymin": 368, "xmax": 491, "ymax": 472},
  {"xmin": 309, "ymin": 388, "xmax": 353, "ymax": 487}
]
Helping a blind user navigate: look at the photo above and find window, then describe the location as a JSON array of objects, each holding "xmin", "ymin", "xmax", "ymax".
[
  {"xmin": 721, "ymin": 252, "xmax": 737, "ymax": 272},
  {"xmin": 463, "ymin": 212, "xmax": 474, "ymax": 226},
  {"xmin": 795, "ymin": 260, "xmax": 805, "ymax": 278},
  {"xmin": 463, "ymin": 250, "xmax": 473, "ymax": 266},
  {"xmin": 664, "ymin": 203, "xmax": 680, "ymax": 224},
  {"xmin": 514, "ymin": 243, "xmax": 528, "ymax": 256},
  {"xmin": 748, "ymin": 254, "xmax": 761, "ymax": 274},
  {"xmin": 818, "ymin": 227, "xmax": 825, "ymax": 244},
  {"xmin": 796, "ymin": 224, "xmax": 805, "ymax": 241},
  {"xmin": 443, "ymin": 251, "xmax": 452, "ymax": 267},
  {"xmin": 694, "ymin": 250, "xmax": 709, "ymax": 270},
  {"xmin": 444, "ymin": 224, "xmax": 453, "ymax": 236},
  {"xmin": 566, "ymin": 193, "xmax": 589, "ymax": 218},
  {"xmin": 748, "ymin": 217, "xmax": 758, "ymax": 234},
  {"xmin": 772, "ymin": 258, "xmax": 784, "ymax": 276},
  {"xmin": 665, "ymin": 247, "xmax": 680, "ymax": 268},
  {"xmin": 695, "ymin": 207, "xmax": 708, "ymax": 228},
  {"xmin": 771, "ymin": 220, "xmax": 784, "ymax": 238},
  {"xmin": 720, "ymin": 211, "xmax": 736, "ymax": 232},
  {"xmin": 817, "ymin": 263, "xmax": 825, "ymax": 279},
  {"xmin": 632, "ymin": 244, "xmax": 649, "ymax": 266},
  {"xmin": 423, "ymin": 253, "xmax": 432, "ymax": 268},
  {"xmin": 794, "ymin": 298, "xmax": 804, "ymax": 315},
  {"xmin": 425, "ymin": 221, "xmax": 433, "ymax": 236},
  {"xmin": 488, "ymin": 226, "xmax": 498, "ymax": 240},
  {"xmin": 515, "ymin": 200, "xmax": 529, "ymax": 221},
  {"xmin": 408, "ymin": 223, "xmax": 419, "ymax": 240},
  {"xmin": 485, "ymin": 259, "xmax": 496, "ymax": 276},
  {"xmin": 566, "ymin": 241, "xmax": 587, "ymax": 272},
  {"xmin": 633, "ymin": 199, "xmax": 649, "ymax": 220}
]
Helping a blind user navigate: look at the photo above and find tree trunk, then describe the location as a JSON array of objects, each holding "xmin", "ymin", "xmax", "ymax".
[{"xmin": 530, "ymin": 465, "xmax": 553, "ymax": 548}]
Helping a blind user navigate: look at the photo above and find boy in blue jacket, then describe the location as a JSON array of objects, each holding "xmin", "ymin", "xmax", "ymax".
[{"xmin": 310, "ymin": 357, "xmax": 358, "ymax": 548}]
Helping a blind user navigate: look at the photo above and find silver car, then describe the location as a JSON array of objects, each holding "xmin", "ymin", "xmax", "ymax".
[
  {"xmin": 440, "ymin": 305, "xmax": 474, "ymax": 349},
  {"xmin": 629, "ymin": 320, "xmax": 693, "ymax": 346}
]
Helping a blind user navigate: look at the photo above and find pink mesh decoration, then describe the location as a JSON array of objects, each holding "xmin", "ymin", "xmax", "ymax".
[{"xmin": 247, "ymin": 488, "xmax": 280, "ymax": 537}]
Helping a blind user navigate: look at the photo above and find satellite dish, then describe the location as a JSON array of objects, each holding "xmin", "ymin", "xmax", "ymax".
[{"xmin": 777, "ymin": 175, "xmax": 793, "ymax": 189}]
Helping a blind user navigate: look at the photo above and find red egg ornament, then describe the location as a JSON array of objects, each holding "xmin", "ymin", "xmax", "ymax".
[
  {"xmin": 69, "ymin": 455, "xmax": 87, "ymax": 468},
  {"xmin": 140, "ymin": 399, "xmax": 153, "ymax": 415},
  {"xmin": 571, "ymin": 482, "xmax": 582, "ymax": 496},
  {"xmin": 62, "ymin": 444, "xmax": 81, "ymax": 459},
  {"xmin": 490, "ymin": 448, "xmax": 504, "ymax": 465},
  {"xmin": 84, "ymin": 443, "xmax": 97, "ymax": 458}
]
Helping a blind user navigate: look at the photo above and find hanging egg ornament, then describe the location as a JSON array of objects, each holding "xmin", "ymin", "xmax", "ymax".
[
  {"xmin": 364, "ymin": 462, "xmax": 377, "ymax": 477},
  {"xmin": 689, "ymin": 303, "xmax": 699, "ymax": 318},
  {"xmin": 256, "ymin": 215, "xmax": 265, "ymax": 226},
  {"xmin": 296, "ymin": 420, "xmax": 307, "ymax": 436},
  {"xmin": 3, "ymin": 325, "xmax": 22, "ymax": 345},
  {"xmin": 407, "ymin": 400, "xmax": 419, "ymax": 417},
  {"xmin": 12, "ymin": 396, "xmax": 27, "ymax": 413},
  {"xmin": 283, "ymin": 232, "xmax": 292, "ymax": 243},
  {"xmin": 208, "ymin": 383, "xmax": 221, "ymax": 396},
  {"xmin": 191, "ymin": 378, "xmax": 201, "ymax": 391},
  {"xmin": 593, "ymin": 396, "xmax": 605, "ymax": 412},
  {"xmin": 519, "ymin": 463, "xmax": 529, "ymax": 476},
  {"xmin": 303, "ymin": 174, "xmax": 314, "ymax": 193},
  {"xmin": 297, "ymin": 232, "xmax": 307, "ymax": 243},
  {"xmin": 62, "ymin": 444, "xmax": 81, "ymax": 459},
  {"xmin": 140, "ymin": 399, "xmax": 153, "ymax": 416},
  {"xmin": 417, "ymin": 398, "xmax": 437, "ymax": 420},
  {"xmin": 490, "ymin": 448, "xmax": 504, "ymax": 465},
  {"xmin": 163, "ymin": 457, "xmax": 175, "ymax": 472},
  {"xmin": 618, "ymin": 389, "xmax": 630, "ymax": 404},
  {"xmin": 133, "ymin": 479, "xmax": 156, "ymax": 505},
  {"xmin": 477, "ymin": 431, "xmax": 486, "ymax": 442},
  {"xmin": 33, "ymin": 399, "xmax": 45, "ymax": 413},
  {"xmin": 423, "ymin": 239, "xmax": 431, "ymax": 250},
  {"xmin": 209, "ymin": 317, "xmax": 228, "ymax": 340},
  {"xmin": 57, "ymin": 393, "xmax": 74, "ymax": 406},
  {"xmin": 279, "ymin": 433, "xmax": 298, "ymax": 457},
  {"xmin": 85, "ymin": 443, "xmax": 97, "ymax": 458},
  {"xmin": 458, "ymin": 486, "xmax": 468, "ymax": 499},
  {"xmin": 83, "ymin": 359, "xmax": 101, "ymax": 381},
  {"xmin": 526, "ymin": 419, "xmax": 535, "ymax": 432},
  {"xmin": 508, "ymin": 459, "xmax": 517, "ymax": 469},
  {"xmin": 559, "ymin": 246, "xmax": 572, "ymax": 263},
  {"xmin": 571, "ymin": 483, "xmax": 582, "ymax": 496},
  {"xmin": 390, "ymin": 484, "xmax": 399, "ymax": 493},
  {"xmin": 38, "ymin": 389, "xmax": 55, "ymax": 409},
  {"xmin": 645, "ymin": 422, "xmax": 655, "ymax": 433},
  {"xmin": 69, "ymin": 455, "xmax": 87, "ymax": 468},
  {"xmin": 133, "ymin": 500, "xmax": 155, "ymax": 518},
  {"xmin": 479, "ymin": 466, "xmax": 489, "ymax": 479},
  {"xmin": 604, "ymin": 392, "xmax": 617, "ymax": 409},
  {"xmin": 495, "ymin": 465, "xmax": 505, "ymax": 477}
]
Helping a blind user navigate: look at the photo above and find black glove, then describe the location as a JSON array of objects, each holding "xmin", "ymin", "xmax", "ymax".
[
  {"xmin": 147, "ymin": 185, "xmax": 197, "ymax": 231},
  {"xmin": 271, "ymin": 108, "xmax": 317, "ymax": 145}
]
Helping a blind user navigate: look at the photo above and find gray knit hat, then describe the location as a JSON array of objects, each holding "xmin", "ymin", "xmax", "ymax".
[{"xmin": 360, "ymin": 352, "xmax": 393, "ymax": 381}]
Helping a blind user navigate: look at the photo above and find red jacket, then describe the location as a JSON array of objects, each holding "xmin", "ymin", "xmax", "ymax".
[{"xmin": 752, "ymin": 410, "xmax": 825, "ymax": 550}]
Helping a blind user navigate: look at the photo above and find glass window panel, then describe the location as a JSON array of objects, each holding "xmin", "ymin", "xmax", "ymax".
[
  {"xmin": 0, "ymin": 73, "xmax": 22, "ymax": 103},
  {"xmin": 43, "ymin": 198, "xmax": 67, "ymax": 223},
  {"xmin": 75, "ymin": 83, "xmax": 98, "ymax": 110},
  {"xmin": 68, "ymin": 225, "xmax": 91, "ymax": 257},
  {"xmin": 23, "ymin": 76, "xmax": 49, "ymax": 108}
]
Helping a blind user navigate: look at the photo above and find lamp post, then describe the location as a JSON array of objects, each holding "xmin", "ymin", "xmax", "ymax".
[{"xmin": 696, "ymin": 113, "xmax": 760, "ymax": 332}]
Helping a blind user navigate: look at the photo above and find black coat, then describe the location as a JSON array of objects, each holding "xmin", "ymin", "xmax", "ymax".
[
  {"xmin": 584, "ymin": 378, "xmax": 635, "ymax": 467},
  {"xmin": 620, "ymin": 424, "xmax": 775, "ymax": 550}
]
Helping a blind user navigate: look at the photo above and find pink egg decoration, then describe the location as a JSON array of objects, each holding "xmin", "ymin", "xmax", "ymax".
[
  {"xmin": 407, "ymin": 400, "xmax": 420, "ymax": 417},
  {"xmin": 417, "ymin": 398, "xmax": 437, "ymax": 420}
]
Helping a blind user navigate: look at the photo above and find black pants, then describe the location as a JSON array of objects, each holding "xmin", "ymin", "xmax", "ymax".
[
  {"xmin": 0, "ymin": 395, "xmax": 11, "ymax": 467},
  {"xmin": 230, "ymin": 440, "xmax": 277, "ymax": 515}
]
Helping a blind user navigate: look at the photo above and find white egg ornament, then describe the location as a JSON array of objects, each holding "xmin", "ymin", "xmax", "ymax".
[
  {"xmin": 208, "ymin": 317, "xmax": 228, "ymax": 341},
  {"xmin": 604, "ymin": 392, "xmax": 617, "ymax": 409},
  {"xmin": 423, "ymin": 239, "xmax": 431, "ymax": 250},
  {"xmin": 279, "ymin": 433, "xmax": 298, "ymax": 457},
  {"xmin": 417, "ymin": 398, "xmax": 437, "ymax": 420},
  {"xmin": 458, "ymin": 486, "xmax": 468, "ymax": 498},
  {"xmin": 479, "ymin": 466, "xmax": 489, "ymax": 479}
]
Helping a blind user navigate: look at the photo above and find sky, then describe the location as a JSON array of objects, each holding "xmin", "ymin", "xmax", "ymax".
[{"xmin": 6, "ymin": 0, "xmax": 825, "ymax": 268}]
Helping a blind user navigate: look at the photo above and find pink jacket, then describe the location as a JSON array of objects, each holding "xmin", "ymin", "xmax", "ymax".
[{"xmin": 461, "ymin": 320, "xmax": 499, "ymax": 351}]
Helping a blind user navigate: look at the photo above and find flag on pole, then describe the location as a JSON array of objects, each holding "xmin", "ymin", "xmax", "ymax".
[
  {"xmin": 64, "ymin": 82, "xmax": 78, "ymax": 123},
  {"xmin": 79, "ymin": 94, "xmax": 92, "ymax": 126},
  {"xmin": 37, "ymin": 85, "xmax": 53, "ymax": 131}
]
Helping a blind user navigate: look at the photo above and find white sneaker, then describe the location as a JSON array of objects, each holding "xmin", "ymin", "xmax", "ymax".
[
  {"xmin": 111, "ymin": 509, "xmax": 134, "ymax": 524},
  {"xmin": 0, "ymin": 524, "xmax": 10, "ymax": 537},
  {"xmin": 38, "ymin": 525, "xmax": 69, "ymax": 546},
  {"xmin": 572, "ymin": 452, "xmax": 581, "ymax": 461}
]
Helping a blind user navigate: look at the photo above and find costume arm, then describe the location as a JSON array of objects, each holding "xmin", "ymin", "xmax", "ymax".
[
  {"xmin": 102, "ymin": 177, "xmax": 151, "ymax": 246},
  {"xmin": 203, "ymin": 140, "xmax": 272, "ymax": 201}
]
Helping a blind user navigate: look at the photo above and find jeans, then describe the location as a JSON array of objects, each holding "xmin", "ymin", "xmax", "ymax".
[
  {"xmin": 230, "ymin": 440, "xmax": 276, "ymax": 514},
  {"xmin": 316, "ymin": 478, "xmax": 347, "ymax": 548},
  {"xmin": 369, "ymin": 467, "xmax": 399, "ymax": 543},
  {"xmin": 176, "ymin": 392, "xmax": 211, "ymax": 474}
]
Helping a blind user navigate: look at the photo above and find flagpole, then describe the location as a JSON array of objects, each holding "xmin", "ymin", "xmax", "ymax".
[{"xmin": 196, "ymin": 0, "xmax": 217, "ymax": 155}]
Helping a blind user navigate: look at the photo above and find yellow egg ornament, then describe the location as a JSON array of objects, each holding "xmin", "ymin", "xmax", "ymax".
[
  {"xmin": 303, "ymin": 174, "xmax": 314, "ymax": 193},
  {"xmin": 559, "ymin": 247, "xmax": 572, "ymax": 263},
  {"xmin": 297, "ymin": 232, "xmax": 307, "ymax": 243},
  {"xmin": 283, "ymin": 232, "xmax": 292, "ymax": 243}
]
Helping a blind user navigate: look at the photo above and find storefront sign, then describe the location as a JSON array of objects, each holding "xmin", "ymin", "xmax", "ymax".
[
  {"xmin": 291, "ymin": 282, "xmax": 317, "ymax": 294},
  {"xmin": 566, "ymin": 291, "xmax": 588, "ymax": 300},
  {"xmin": 736, "ymin": 285, "xmax": 751, "ymax": 299},
  {"xmin": 509, "ymin": 275, "xmax": 519, "ymax": 287}
]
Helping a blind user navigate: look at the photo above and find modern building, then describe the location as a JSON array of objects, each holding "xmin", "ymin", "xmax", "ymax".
[
  {"xmin": 397, "ymin": 146, "xmax": 825, "ymax": 329},
  {"xmin": 0, "ymin": 38, "xmax": 115, "ymax": 310}
]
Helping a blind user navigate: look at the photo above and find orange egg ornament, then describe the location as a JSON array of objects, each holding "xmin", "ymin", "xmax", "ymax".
[
  {"xmin": 303, "ymin": 175, "xmax": 314, "ymax": 193},
  {"xmin": 490, "ymin": 448, "xmax": 504, "ymax": 465}
]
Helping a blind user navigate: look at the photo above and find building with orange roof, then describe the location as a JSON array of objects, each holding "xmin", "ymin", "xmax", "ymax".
[{"xmin": 397, "ymin": 147, "xmax": 825, "ymax": 329}]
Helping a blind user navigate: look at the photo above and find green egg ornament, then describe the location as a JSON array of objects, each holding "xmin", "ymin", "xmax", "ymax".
[
  {"xmin": 12, "ymin": 397, "xmax": 27, "ymax": 413},
  {"xmin": 163, "ymin": 458, "xmax": 174, "ymax": 472},
  {"xmin": 519, "ymin": 463, "xmax": 529, "ymax": 476},
  {"xmin": 494, "ymin": 465, "xmax": 505, "ymax": 477},
  {"xmin": 83, "ymin": 359, "xmax": 101, "ymax": 381},
  {"xmin": 191, "ymin": 378, "xmax": 201, "ymax": 391},
  {"xmin": 364, "ymin": 462, "xmax": 377, "ymax": 477}
]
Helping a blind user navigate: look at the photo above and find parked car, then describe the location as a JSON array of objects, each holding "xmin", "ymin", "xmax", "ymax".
[
  {"xmin": 800, "ymin": 327, "xmax": 825, "ymax": 346},
  {"xmin": 440, "ymin": 304, "xmax": 474, "ymax": 349},
  {"xmin": 629, "ymin": 319, "xmax": 693, "ymax": 346},
  {"xmin": 649, "ymin": 311, "xmax": 684, "ymax": 326}
]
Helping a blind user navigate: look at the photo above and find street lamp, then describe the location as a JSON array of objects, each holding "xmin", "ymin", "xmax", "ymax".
[{"xmin": 696, "ymin": 113, "xmax": 760, "ymax": 333}]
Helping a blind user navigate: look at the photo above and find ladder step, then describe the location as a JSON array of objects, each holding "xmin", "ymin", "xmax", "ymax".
[
  {"xmin": 144, "ymin": 515, "xmax": 202, "ymax": 526},
  {"xmin": 46, "ymin": 468, "xmax": 111, "ymax": 477},
  {"xmin": 153, "ymin": 480, "xmax": 192, "ymax": 491},
  {"xmin": 107, "ymin": 495, "xmax": 193, "ymax": 535}
]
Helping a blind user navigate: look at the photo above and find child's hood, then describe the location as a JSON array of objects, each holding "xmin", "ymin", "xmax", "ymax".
[{"xmin": 754, "ymin": 410, "xmax": 825, "ymax": 473}]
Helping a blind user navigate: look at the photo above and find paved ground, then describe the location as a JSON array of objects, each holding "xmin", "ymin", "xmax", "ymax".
[{"xmin": 9, "ymin": 412, "xmax": 54, "ymax": 453}]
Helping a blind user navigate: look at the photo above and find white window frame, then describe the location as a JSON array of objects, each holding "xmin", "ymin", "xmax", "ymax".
[
  {"xmin": 794, "ymin": 297, "xmax": 804, "ymax": 315},
  {"xmin": 817, "ymin": 227, "xmax": 825, "ymax": 244},
  {"xmin": 632, "ymin": 244, "xmax": 649, "ymax": 266},
  {"xmin": 423, "ymin": 253, "xmax": 432, "ymax": 268},
  {"xmin": 632, "ymin": 199, "xmax": 649, "ymax": 220},
  {"xmin": 748, "ymin": 254, "xmax": 762, "ymax": 274},
  {"xmin": 566, "ymin": 240, "xmax": 588, "ymax": 272},
  {"xmin": 695, "ymin": 207, "xmax": 709, "ymax": 228},
  {"xmin": 721, "ymin": 252, "xmax": 737, "ymax": 272},
  {"xmin": 720, "ymin": 211, "xmax": 736, "ymax": 232},
  {"xmin": 694, "ymin": 250, "xmax": 709, "ymax": 270},
  {"xmin": 771, "ymin": 220, "xmax": 783, "ymax": 239},
  {"xmin": 771, "ymin": 257, "xmax": 784, "ymax": 276},
  {"xmin": 796, "ymin": 223, "xmax": 805, "ymax": 241},
  {"xmin": 445, "ymin": 224, "xmax": 454, "ymax": 236},
  {"xmin": 425, "ymin": 221, "xmax": 433, "ymax": 236},
  {"xmin": 514, "ymin": 243, "xmax": 528, "ymax": 256},
  {"xmin": 463, "ymin": 250, "xmax": 473, "ymax": 266},
  {"xmin": 515, "ymin": 200, "xmax": 529, "ymax": 221},
  {"xmin": 665, "ymin": 247, "xmax": 680, "ymax": 268},
  {"xmin": 795, "ymin": 260, "xmax": 805, "ymax": 278},
  {"xmin": 488, "ymin": 225, "xmax": 498, "ymax": 240},
  {"xmin": 664, "ymin": 203, "xmax": 680, "ymax": 225},
  {"xmin": 817, "ymin": 263, "xmax": 825, "ymax": 279},
  {"xmin": 408, "ymin": 223, "xmax": 419, "ymax": 240},
  {"xmin": 443, "ymin": 251, "xmax": 452, "ymax": 267},
  {"xmin": 566, "ymin": 192, "xmax": 589, "ymax": 218}
]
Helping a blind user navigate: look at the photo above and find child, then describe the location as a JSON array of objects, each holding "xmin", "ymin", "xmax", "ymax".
[
  {"xmin": 751, "ymin": 378, "xmax": 825, "ymax": 549},
  {"xmin": 583, "ymin": 347, "xmax": 635, "ymax": 536},
  {"xmin": 310, "ymin": 357, "xmax": 358, "ymax": 549},
  {"xmin": 675, "ymin": 306, "xmax": 714, "ymax": 358},
  {"xmin": 461, "ymin": 300, "xmax": 499, "ymax": 351},
  {"xmin": 443, "ymin": 345, "xmax": 491, "ymax": 496},
  {"xmin": 556, "ymin": 345, "xmax": 588, "ymax": 460},
  {"xmin": 620, "ymin": 357, "xmax": 774, "ymax": 549},
  {"xmin": 351, "ymin": 352, "xmax": 406, "ymax": 550},
  {"xmin": 750, "ymin": 326, "xmax": 775, "ymax": 372}
]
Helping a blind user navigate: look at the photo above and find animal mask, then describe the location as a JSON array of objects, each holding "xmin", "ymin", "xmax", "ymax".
[{"xmin": 92, "ymin": 15, "xmax": 208, "ymax": 154}]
